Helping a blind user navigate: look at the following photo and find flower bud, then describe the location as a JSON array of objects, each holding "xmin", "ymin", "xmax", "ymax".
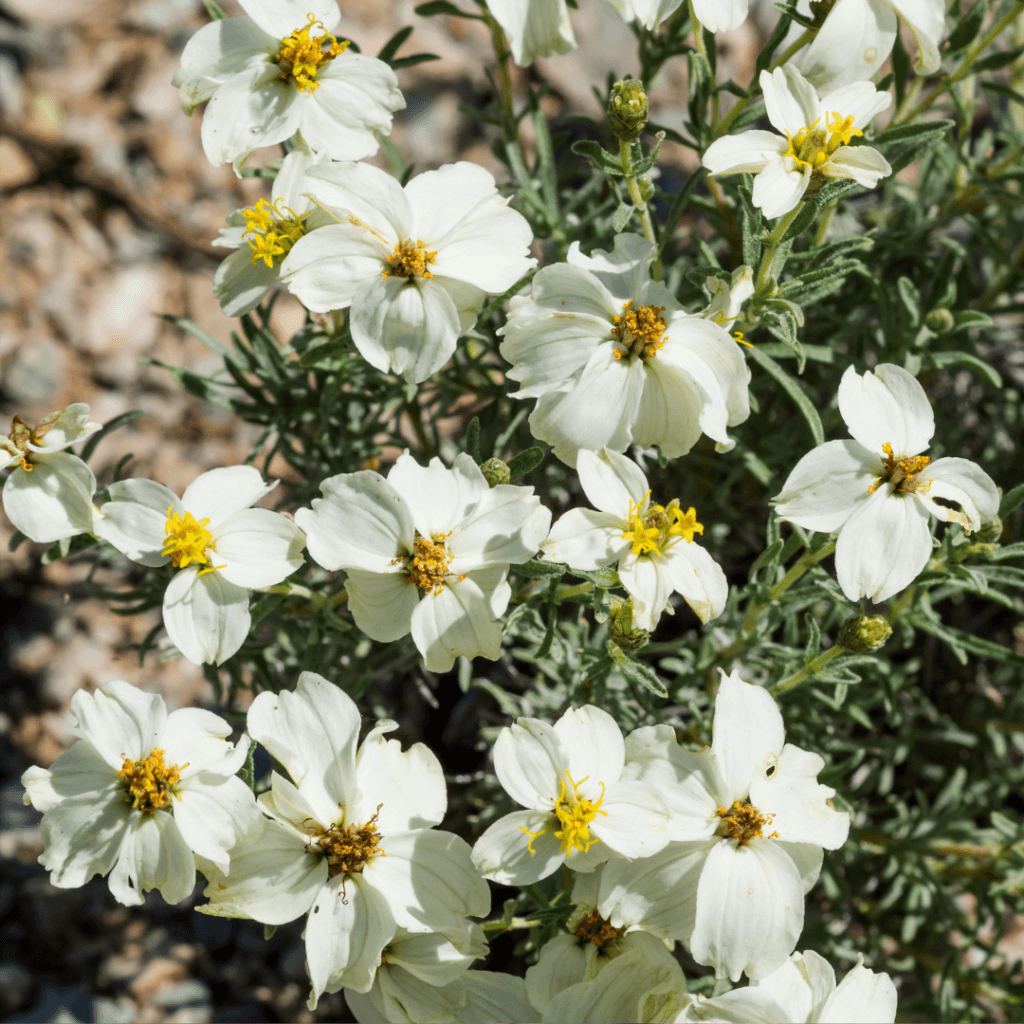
[
  {"xmin": 838, "ymin": 615, "xmax": 892, "ymax": 653},
  {"xmin": 976, "ymin": 515, "xmax": 1003, "ymax": 543},
  {"xmin": 609, "ymin": 598, "xmax": 650, "ymax": 653},
  {"xmin": 608, "ymin": 79, "xmax": 648, "ymax": 141},
  {"xmin": 480, "ymin": 457, "xmax": 510, "ymax": 488},
  {"xmin": 809, "ymin": 0, "xmax": 838, "ymax": 26},
  {"xmin": 925, "ymin": 308, "xmax": 955, "ymax": 333}
]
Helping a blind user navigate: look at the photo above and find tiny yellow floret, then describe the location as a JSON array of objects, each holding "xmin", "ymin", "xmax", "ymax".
[
  {"xmin": 406, "ymin": 533, "xmax": 452, "ymax": 594},
  {"xmin": 274, "ymin": 14, "xmax": 349, "ymax": 94},
  {"xmin": 519, "ymin": 769, "xmax": 608, "ymax": 857},
  {"xmin": 622, "ymin": 494, "xmax": 703, "ymax": 557},
  {"xmin": 118, "ymin": 747, "xmax": 186, "ymax": 813},
  {"xmin": 867, "ymin": 442, "xmax": 932, "ymax": 495},
  {"xmin": 611, "ymin": 300, "xmax": 667, "ymax": 361},
  {"xmin": 715, "ymin": 800, "xmax": 777, "ymax": 844},
  {"xmin": 783, "ymin": 111, "xmax": 861, "ymax": 173},
  {"xmin": 162, "ymin": 507, "xmax": 215, "ymax": 570},
  {"xmin": 243, "ymin": 198, "xmax": 308, "ymax": 269},
  {"xmin": 574, "ymin": 909, "xmax": 625, "ymax": 949},
  {"xmin": 303, "ymin": 807, "xmax": 385, "ymax": 877},
  {"xmin": 384, "ymin": 241, "xmax": 438, "ymax": 281}
]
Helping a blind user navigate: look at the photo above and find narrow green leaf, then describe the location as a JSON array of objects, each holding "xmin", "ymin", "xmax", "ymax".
[
  {"xmin": 414, "ymin": 1, "xmax": 483, "ymax": 17},
  {"xmin": 517, "ymin": 559, "xmax": 567, "ymax": 579},
  {"xmin": 80, "ymin": 410, "xmax": 146, "ymax": 464},
  {"xmin": 570, "ymin": 139, "xmax": 625, "ymax": 177},
  {"xmin": 609, "ymin": 643, "xmax": 668, "ymax": 698},
  {"xmin": 464, "ymin": 417, "xmax": 481, "ymax": 462},
  {"xmin": 377, "ymin": 25, "xmax": 414, "ymax": 64},
  {"xmin": 202, "ymin": 0, "xmax": 226, "ymax": 19},
  {"xmin": 237, "ymin": 741, "xmax": 256, "ymax": 791},
  {"xmin": 929, "ymin": 350, "xmax": 1001, "ymax": 388},
  {"xmin": 747, "ymin": 346, "xmax": 825, "ymax": 446},
  {"xmin": 999, "ymin": 483, "xmax": 1024, "ymax": 517},
  {"xmin": 508, "ymin": 446, "xmax": 545, "ymax": 481}
]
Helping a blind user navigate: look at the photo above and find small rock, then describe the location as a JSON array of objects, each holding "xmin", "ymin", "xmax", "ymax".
[
  {"xmin": 153, "ymin": 979, "xmax": 211, "ymax": 1010},
  {"xmin": 0, "ymin": 138, "xmax": 36, "ymax": 191},
  {"xmin": 2, "ymin": 335, "xmax": 66, "ymax": 405},
  {"xmin": 83, "ymin": 265, "xmax": 163, "ymax": 356},
  {"xmin": 94, "ymin": 996, "xmax": 137, "ymax": 1024},
  {"xmin": 128, "ymin": 956, "xmax": 187, "ymax": 1003}
]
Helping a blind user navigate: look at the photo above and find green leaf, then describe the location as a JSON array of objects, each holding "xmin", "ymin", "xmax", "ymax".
[
  {"xmin": 608, "ymin": 643, "xmax": 668, "ymax": 698},
  {"xmin": 567, "ymin": 565, "xmax": 621, "ymax": 588},
  {"xmin": 464, "ymin": 417, "xmax": 481, "ymax": 462},
  {"xmin": 929, "ymin": 350, "xmax": 1002, "ymax": 388},
  {"xmin": 747, "ymin": 346, "xmax": 825, "ymax": 446},
  {"xmin": 508, "ymin": 446, "xmax": 545, "ymax": 481},
  {"xmin": 155, "ymin": 313, "xmax": 231, "ymax": 357},
  {"xmin": 377, "ymin": 25, "xmax": 413, "ymax": 63},
  {"xmin": 414, "ymin": 1, "xmax": 482, "ymax": 17},
  {"xmin": 517, "ymin": 559, "xmax": 567, "ymax": 579},
  {"xmin": 750, "ymin": 538, "xmax": 785, "ymax": 578},
  {"xmin": 79, "ymin": 410, "xmax": 146, "ymax": 464},
  {"xmin": 249, "ymin": 591, "xmax": 287, "ymax": 626},
  {"xmin": 390, "ymin": 53, "xmax": 442, "ymax": 70},
  {"xmin": 771, "ymin": 1, "xmax": 815, "ymax": 29},
  {"xmin": 612, "ymin": 201, "xmax": 634, "ymax": 231},
  {"xmin": 202, "ymin": 0, "xmax": 226, "ymax": 19},
  {"xmin": 875, "ymin": 119, "xmax": 955, "ymax": 147},
  {"xmin": 264, "ymin": 924, "xmax": 278, "ymax": 941},
  {"xmin": 8, "ymin": 531, "xmax": 26, "ymax": 553},
  {"xmin": 999, "ymin": 482, "xmax": 1024, "ymax": 517},
  {"xmin": 971, "ymin": 44, "xmax": 1024, "ymax": 74},
  {"xmin": 949, "ymin": 309, "xmax": 993, "ymax": 333},
  {"xmin": 570, "ymin": 139, "xmax": 625, "ymax": 177},
  {"xmin": 237, "ymin": 740, "xmax": 256, "ymax": 791}
]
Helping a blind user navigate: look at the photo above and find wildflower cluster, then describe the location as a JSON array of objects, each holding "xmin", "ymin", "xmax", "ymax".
[{"xmin": 7, "ymin": 0, "xmax": 1024, "ymax": 1021}]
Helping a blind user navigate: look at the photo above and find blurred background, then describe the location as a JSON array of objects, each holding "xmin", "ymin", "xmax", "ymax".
[{"xmin": 0, "ymin": 1, "xmax": 825, "ymax": 1020}]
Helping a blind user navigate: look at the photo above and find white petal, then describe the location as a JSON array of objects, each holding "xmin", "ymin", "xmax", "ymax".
[
  {"xmin": 28, "ymin": 403, "xmax": 101, "ymax": 453},
  {"xmin": 823, "ymin": 145, "xmax": 892, "ymax": 188},
  {"xmin": 181, "ymin": 465, "xmax": 275, "ymax": 526},
  {"xmin": 200, "ymin": 65, "xmax": 302, "ymax": 168},
  {"xmin": 200, "ymin": 815, "xmax": 325, "ymax": 924},
  {"xmin": 577, "ymin": 447, "xmax": 649, "ymax": 517},
  {"xmin": 618, "ymin": 552, "xmax": 675, "ymax": 631},
  {"xmin": 21, "ymin": 741, "xmax": 114, "ymax": 813},
  {"xmin": 778, "ymin": 840, "xmax": 824, "ymax": 895},
  {"xmin": 247, "ymin": 670, "xmax": 361, "ymax": 814},
  {"xmin": 753, "ymin": 159, "xmax": 811, "ymax": 220},
  {"xmin": 799, "ymin": 0, "xmax": 897, "ymax": 92},
  {"xmin": 567, "ymin": 234, "xmax": 660, "ymax": 304},
  {"xmin": 173, "ymin": 775, "xmax": 259, "ymax": 871},
  {"xmin": 487, "ymin": 0, "xmax": 576, "ymax": 65},
  {"xmin": 211, "ymin": 507, "xmax": 306, "ymax": 588},
  {"xmin": 890, "ymin": 0, "xmax": 946, "ymax": 75},
  {"xmin": 711, "ymin": 671, "xmax": 785, "ymax": 805},
  {"xmin": 494, "ymin": 717, "xmax": 567, "ymax": 809},
  {"xmin": 112, "ymin": 811, "xmax": 196, "ymax": 906},
  {"xmin": 105, "ymin": 477, "xmax": 182, "ymax": 514},
  {"xmin": 703, "ymin": 131, "xmax": 787, "ymax": 176},
  {"xmin": 448, "ymin": 485, "xmax": 550, "ymax": 571},
  {"xmin": 95, "ymin": 486, "xmax": 175, "ymax": 566},
  {"xmin": 409, "ymin": 575, "xmax": 505, "ymax": 673},
  {"xmin": 162, "ymin": 567, "xmax": 251, "ymax": 666},
  {"xmin": 214, "ymin": 246, "xmax": 280, "ymax": 318},
  {"xmin": 749, "ymin": 744, "xmax": 850, "ymax": 849},
  {"xmin": 820, "ymin": 959, "xmax": 898, "ymax": 1022},
  {"xmin": 159, "ymin": 706, "xmax": 241, "ymax": 777},
  {"xmin": 461, "ymin": 972, "xmax": 538, "ymax": 1023},
  {"xmin": 306, "ymin": 875, "xmax": 396, "ymax": 1005},
  {"xmin": 819, "ymin": 80, "xmax": 892, "ymax": 129},
  {"xmin": 837, "ymin": 363, "xmax": 935, "ymax": 458},
  {"xmin": 345, "ymin": 569, "xmax": 420, "ymax": 643},
  {"xmin": 363, "ymin": 829, "xmax": 491, "ymax": 927},
  {"xmin": 754, "ymin": 949, "xmax": 835, "ymax": 1023},
  {"xmin": 385, "ymin": 923, "xmax": 484, "ymax": 986},
  {"xmin": 631, "ymin": 357, "xmax": 704, "ymax": 458},
  {"xmin": 2, "ymin": 453, "xmax": 96, "ymax": 543},
  {"xmin": 386, "ymin": 452, "xmax": 488, "ymax": 539},
  {"xmin": 592, "ymin": 778, "xmax": 671, "ymax": 858},
  {"xmin": 68, "ymin": 679, "xmax": 166, "ymax": 767},
  {"xmin": 554, "ymin": 705, "xmax": 626, "ymax": 795},
  {"xmin": 760, "ymin": 65, "xmax": 821, "ymax": 136},
  {"xmin": 237, "ymin": 0, "xmax": 340, "ymax": 38},
  {"xmin": 682, "ymin": 988, "xmax": 790, "ymax": 1023},
  {"xmin": 525, "ymin": 934, "xmax": 587, "ymax": 1013},
  {"xmin": 405, "ymin": 161, "xmax": 500, "ymax": 248},
  {"xmin": 540, "ymin": 508, "xmax": 629, "ymax": 571},
  {"xmin": 353, "ymin": 731, "xmax": 446, "ymax": 833},
  {"xmin": 834, "ymin": 485, "xmax": 933, "ymax": 602},
  {"xmin": 692, "ymin": 0, "xmax": 747, "ymax": 32},
  {"xmin": 296, "ymin": 470, "xmax": 414, "ymax": 572},
  {"xmin": 471, "ymin": 808, "xmax": 565, "ymax": 885},
  {"xmin": 39, "ymin": 791, "xmax": 131, "ymax": 893},
  {"xmin": 690, "ymin": 838, "xmax": 806, "ymax": 981},
  {"xmin": 259, "ymin": 768, "xmax": 334, "ymax": 834},
  {"xmin": 303, "ymin": 160, "xmax": 409, "ymax": 244},
  {"xmin": 663, "ymin": 539, "xmax": 729, "ymax": 624},
  {"xmin": 915, "ymin": 457, "xmax": 1000, "ymax": 533},
  {"xmin": 773, "ymin": 440, "xmax": 880, "ymax": 532}
]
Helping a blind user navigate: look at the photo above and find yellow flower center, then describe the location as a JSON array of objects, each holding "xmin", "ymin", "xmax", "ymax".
[
  {"xmin": 243, "ymin": 198, "xmax": 308, "ymax": 269},
  {"xmin": 783, "ymin": 112, "xmax": 863, "ymax": 172},
  {"xmin": 574, "ymin": 909, "xmax": 625, "ymax": 949},
  {"xmin": 274, "ymin": 14, "xmax": 349, "ymax": 94},
  {"xmin": 303, "ymin": 808, "xmax": 385, "ymax": 877},
  {"xmin": 519, "ymin": 770, "xmax": 608, "ymax": 858},
  {"xmin": 621, "ymin": 493, "xmax": 704, "ymax": 557},
  {"xmin": 117, "ymin": 747, "xmax": 186, "ymax": 813},
  {"xmin": 867, "ymin": 442, "xmax": 932, "ymax": 495},
  {"xmin": 715, "ymin": 800, "xmax": 777, "ymax": 844},
  {"xmin": 611, "ymin": 300, "xmax": 667, "ymax": 361},
  {"xmin": 162, "ymin": 507, "xmax": 219, "ymax": 571},
  {"xmin": 384, "ymin": 241, "xmax": 438, "ymax": 281},
  {"xmin": 404, "ymin": 533, "xmax": 458, "ymax": 594}
]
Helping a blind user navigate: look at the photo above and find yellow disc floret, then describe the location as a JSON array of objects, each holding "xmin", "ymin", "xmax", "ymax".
[
  {"xmin": 867, "ymin": 442, "xmax": 932, "ymax": 495},
  {"xmin": 384, "ymin": 241, "xmax": 438, "ymax": 281},
  {"xmin": 303, "ymin": 808, "xmax": 385, "ymax": 877},
  {"xmin": 612, "ymin": 300, "xmax": 667, "ymax": 361},
  {"xmin": 574, "ymin": 909, "xmax": 626, "ymax": 949},
  {"xmin": 162, "ymin": 507, "xmax": 215, "ymax": 570},
  {"xmin": 118, "ymin": 747, "xmax": 186, "ymax": 813},
  {"xmin": 520, "ymin": 770, "xmax": 608, "ymax": 858},
  {"xmin": 622, "ymin": 494, "xmax": 704, "ymax": 558},
  {"xmin": 243, "ymin": 198, "xmax": 308, "ymax": 269},
  {"xmin": 274, "ymin": 14, "xmax": 349, "ymax": 94},
  {"xmin": 715, "ymin": 800, "xmax": 777, "ymax": 844},
  {"xmin": 405, "ymin": 533, "xmax": 453, "ymax": 594},
  {"xmin": 783, "ymin": 111, "xmax": 863, "ymax": 173}
]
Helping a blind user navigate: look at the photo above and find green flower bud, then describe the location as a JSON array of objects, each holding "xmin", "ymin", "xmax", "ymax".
[
  {"xmin": 608, "ymin": 598, "xmax": 650, "ymax": 653},
  {"xmin": 925, "ymin": 308, "xmax": 955, "ymax": 333},
  {"xmin": 480, "ymin": 457, "xmax": 510, "ymax": 488},
  {"xmin": 976, "ymin": 515, "xmax": 1003, "ymax": 543},
  {"xmin": 608, "ymin": 80, "xmax": 648, "ymax": 142},
  {"xmin": 838, "ymin": 615, "xmax": 892, "ymax": 654}
]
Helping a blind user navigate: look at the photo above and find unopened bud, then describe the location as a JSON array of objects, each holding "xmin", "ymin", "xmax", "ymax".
[
  {"xmin": 608, "ymin": 79, "xmax": 648, "ymax": 141},
  {"xmin": 925, "ymin": 308, "xmax": 955, "ymax": 333},
  {"xmin": 838, "ymin": 615, "xmax": 892, "ymax": 653},
  {"xmin": 976, "ymin": 515, "xmax": 1003, "ymax": 543},
  {"xmin": 809, "ymin": 0, "xmax": 837, "ymax": 26},
  {"xmin": 609, "ymin": 599, "xmax": 650, "ymax": 653},
  {"xmin": 480, "ymin": 458, "xmax": 510, "ymax": 488}
]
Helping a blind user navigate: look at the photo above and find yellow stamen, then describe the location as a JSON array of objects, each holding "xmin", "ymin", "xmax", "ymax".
[
  {"xmin": 19, "ymin": 457, "xmax": 32, "ymax": 472},
  {"xmin": 518, "ymin": 770, "xmax": 608, "ymax": 857},
  {"xmin": 162, "ymin": 506, "xmax": 214, "ymax": 569},
  {"xmin": 611, "ymin": 300, "xmax": 667, "ymax": 361},
  {"xmin": 668, "ymin": 506, "xmax": 704, "ymax": 543},
  {"xmin": 715, "ymin": 801, "xmax": 777, "ymax": 844},
  {"xmin": 782, "ymin": 112, "xmax": 860, "ymax": 173},
  {"xmin": 733, "ymin": 330, "xmax": 753, "ymax": 348},
  {"xmin": 303, "ymin": 807, "xmax": 385, "ymax": 877},
  {"xmin": 383, "ymin": 241, "xmax": 438, "ymax": 280},
  {"xmin": 117, "ymin": 747, "xmax": 186, "ymax": 813},
  {"xmin": 826, "ymin": 111, "xmax": 862, "ymax": 148},
  {"xmin": 274, "ymin": 13, "xmax": 349, "ymax": 94},
  {"xmin": 242, "ymin": 198, "xmax": 308, "ymax": 269},
  {"xmin": 405, "ymin": 533, "xmax": 452, "ymax": 594},
  {"xmin": 867, "ymin": 442, "xmax": 932, "ymax": 495},
  {"xmin": 621, "ymin": 491, "xmax": 660, "ymax": 556},
  {"xmin": 574, "ymin": 909, "xmax": 625, "ymax": 949},
  {"xmin": 621, "ymin": 494, "xmax": 704, "ymax": 557}
]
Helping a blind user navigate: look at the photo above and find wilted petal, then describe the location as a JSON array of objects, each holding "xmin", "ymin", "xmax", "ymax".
[{"xmin": 915, "ymin": 456, "xmax": 999, "ymax": 533}]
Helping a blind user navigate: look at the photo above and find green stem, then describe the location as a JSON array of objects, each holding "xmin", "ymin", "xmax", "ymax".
[
  {"xmin": 483, "ymin": 10, "xmax": 517, "ymax": 141},
  {"xmin": 770, "ymin": 644, "xmax": 843, "ymax": 695},
  {"xmin": 688, "ymin": 0, "xmax": 709, "ymax": 63},
  {"xmin": 618, "ymin": 138, "xmax": 661, "ymax": 280},
  {"xmin": 740, "ymin": 540, "xmax": 837, "ymax": 635},
  {"xmin": 755, "ymin": 204, "xmax": 803, "ymax": 293},
  {"xmin": 556, "ymin": 581, "xmax": 595, "ymax": 601},
  {"xmin": 812, "ymin": 203, "xmax": 834, "ymax": 245},
  {"xmin": 481, "ymin": 916, "xmax": 542, "ymax": 934},
  {"xmin": 896, "ymin": 4, "xmax": 1024, "ymax": 124},
  {"xmin": 257, "ymin": 582, "xmax": 328, "ymax": 608}
]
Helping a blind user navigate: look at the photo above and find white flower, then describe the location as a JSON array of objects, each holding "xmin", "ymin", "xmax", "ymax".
[
  {"xmin": 610, "ymin": 0, "xmax": 748, "ymax": 34},
  {"xmin": 703, "ymin": 65, "xmax": 892, "ymax": 220},
  {"xmin": 700, "ymin": 266, "xmax": 755, "ymax": 327},
  {"xmin": 498, "ymin": 234, "xmax": 750, "ymax": 465},
  {"xmin": 294, "ymin": 452, "xmax": 550, "ymax": 673},
  {"xmin": 280, "ymin": 161, "xmax": 536, "ymax": 383},
  {"xmin": 679, "ymin": 949, "xmax": 898, "ymax": 1022},
  {"xmin": 93, "ymin": 466, "xmax": 306, "ymax": 665},
  {"xmin": 172, "ymin": 0, "xmax": 404, "ymax": 170},
  {"xmin": 471, "ymin": 704, "xmax": 672, "ymax": 886},
  {"xmin": 799, "ymin": 0, "xmax": 945, "ymax": 92},
  {"xmin": 1, "ymin": 404, "xmax": 100, "ymax": 544},
  {"xmin": 199, "ymin": 672, "xmax": 490, "ymax": 1009},
  {"xmin": 541, "ymin": 448, "xmax": 728, "ymax": 630},
  {"xmin": 21, "ymin": 679, "xmax": 256, "ymax": 907},
  {"xmin": 487, "ymin": 0, "xmax": 576, "ymax": 65},
  {"xmin": 773, "ymin": 363, "xmax": 1000, "ymax": 603},
  {"xmin": 212, "ymin": 147, "xmax": 334, "ymax": 317},
  {"xmin": 623, "ymin": 670, "xmax": 851, "ymax": 981}
]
